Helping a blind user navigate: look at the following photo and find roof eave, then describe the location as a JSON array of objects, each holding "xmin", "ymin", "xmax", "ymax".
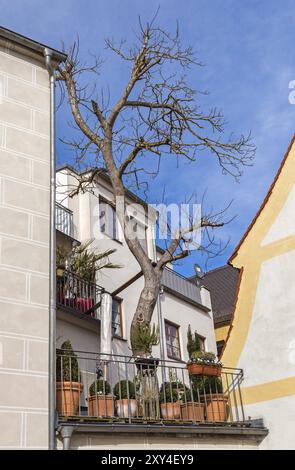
[{"xmin": 0, "ymin": 26, "xmax": 67, "ymax": 63}]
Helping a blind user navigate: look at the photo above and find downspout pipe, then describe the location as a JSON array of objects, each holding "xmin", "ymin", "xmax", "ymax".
[
  {"xmin": 44, "ymin": 48, "xmax": 56, "ymax": 450},
  {"xmin": 60, "ymin": 426, "xmax": 75, "ymax": 450}
]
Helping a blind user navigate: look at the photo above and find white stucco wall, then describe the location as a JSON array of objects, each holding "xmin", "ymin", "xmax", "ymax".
[
  {"xmin": 66, "ymin": 433, "xmax": 260, "ymax": 450},
  {"xmin": 245, "ymin": 396, "xmax": 295, "ymax": 450},
  {"xmin": 237, "ymin": 250, "xmax": 295, "ymax": 387},
  {"xmin": 261, "ymin": 182, "xmax": 295, "ymax": 246},
  {"xmin": 160, "ymin": 291, "xmax": 216, "ymax": 360}
]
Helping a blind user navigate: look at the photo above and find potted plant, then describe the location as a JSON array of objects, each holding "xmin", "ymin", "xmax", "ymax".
[
  {"xmin": 180, "ymin": 385, "xmax": 205, "ymax": 422},
  {"xmin": 70, "ymin": 240, "xmax": 120, "ymax": 282},
  {"xmin": 201, "ymin": 377, "xmax": 228, "ymax": 422},
  {"xmin": 56, "ymin": 246, "xmax": 70, "ymax": 277},
  {"xmin": 114, "ymin": 380, "xmax": 137, "ymax": 418},
  {"xmin": 88, "ymin": 379, "xmax": 113, "ymax": 417},
  {"xmin": 188, "ymin": 351, "xmax": 222, "ymax": 377},
  {"xmin": 56, "ymin": 340, "xmax": 83, "ymax": 416},
  {"xmin": 159, "ymin": 384, "xmax": 181, "ymax": 420},
  {"xmin": 131, "ymin": 324, "xmax": 160, "ymax": 370},
  {"xmin": 186, "ymin": 325, "xmax": 222, "ymax": 377},
  {"xmin": 70, "ymin": 240, "xmax": 121, "ymax": 312}
]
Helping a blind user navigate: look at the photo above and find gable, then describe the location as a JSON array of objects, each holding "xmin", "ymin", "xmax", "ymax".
[{"xmin": 230, "ymin": 135, "xmax": 295, "ymax": 265}]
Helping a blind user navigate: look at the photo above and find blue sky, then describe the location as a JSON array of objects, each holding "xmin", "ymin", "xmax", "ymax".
[{"xmin": 2, "ymin": 0, "xmax": 295, "ymax": 276}]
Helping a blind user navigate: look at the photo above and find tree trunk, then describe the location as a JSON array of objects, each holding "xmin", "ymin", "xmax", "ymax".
[
  {"xmin": 102, "ymin": 142, "xmax": 164, "ymax": 357},
  {"xmin": 130, "ymin": 275, "xmax": 161, "ymax": 357}
]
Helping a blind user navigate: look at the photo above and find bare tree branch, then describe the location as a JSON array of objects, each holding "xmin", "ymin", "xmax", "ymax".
[{"xmin": 58, "ymin": 20, "xmax": 256, "ymax": 356}]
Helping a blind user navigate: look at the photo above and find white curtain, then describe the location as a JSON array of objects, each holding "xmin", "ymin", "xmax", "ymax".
[{"xmin": 100, "ymin": 292, "xmax": 112, "ymax": 356}]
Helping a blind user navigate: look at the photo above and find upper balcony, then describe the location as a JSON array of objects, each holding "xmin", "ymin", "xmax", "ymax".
[
  {"xmin": 56, "ymin": 202, "xmax": 75, "ymax": 239},
  {"xmin": 56, "ymin": 269, "xmax": 104, "ymax": 320}
]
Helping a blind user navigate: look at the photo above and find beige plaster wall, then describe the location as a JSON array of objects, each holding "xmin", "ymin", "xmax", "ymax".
[{"xmin": 0, "ymin": 39, "xmax": 50, "ymax": 449}]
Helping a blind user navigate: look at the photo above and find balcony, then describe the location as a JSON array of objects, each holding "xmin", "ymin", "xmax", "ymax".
[
  {"xmin": 55, "ymin": 351, "xmax": 267, "ymax": 439},
  {"xmin": 56, "ymin": 203, "xmax": 74, "ymax": 238},
  {"xmin": 56, "ymin": 270, "xmax": 104, "ymax": 318}
]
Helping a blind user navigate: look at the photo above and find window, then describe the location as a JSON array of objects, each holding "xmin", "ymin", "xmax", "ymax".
[
  {"xmin": 198, "ymin": 335, "xmax": 206, "ymax": 352},
  {"xmin": 99, "ymin": 199, "xmax": 117, "ymax": 239},
  {"xmin": 216, "ymin": 340, "xmax": 225, "ymax": 359},
  {"xmin": 165, "ymin": 320, "xmax": 181, "ymax": 360},
  {"xmin": 112, "ymin": 298, "xmax": 123, "ymax": 338},
  {"xmin": 130, "ymin": 216, "xmax": 148, "ymax": 252}
]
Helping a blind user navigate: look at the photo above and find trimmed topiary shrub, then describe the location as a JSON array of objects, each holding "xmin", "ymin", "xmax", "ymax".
[
  {"xmin": 159, "ymin": 384, "xmax": 179, "ymax": 404},
  {"xmin": 113, "ymin": 380, "xmax": 136, "ymax": 400},
  {"xmin": 56, "ymin": 340, "xmax": 79, "ymax": 382},
  {"xmin": 89, "ymin": 379, "xmax": 111, "ymax": 397}
]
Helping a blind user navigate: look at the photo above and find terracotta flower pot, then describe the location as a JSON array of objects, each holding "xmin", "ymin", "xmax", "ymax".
[
  {"xmin": 204, "ymin": 394, "xmax": 228, "ymax": 422},
  {"xmin": 116, "ymin": 399, "xmax": 138, "ymax": 418},
  {"xmin": 160, "ymin": 402, "xmax": 181, "ymax": 420},
  {"xmin": 181, "ymin": 402, "xmax": 205, "ymax": 421},
  {"xmin": 187, "ymin": 363, "xmax": 221, "ymax": 377},
  {"xmin": 56, "ymin": 381, "xmax": 83, "ymax": 416},
  {"xmin": 88, "ymin": 395, "xmax": 114, "ymax": 417}
]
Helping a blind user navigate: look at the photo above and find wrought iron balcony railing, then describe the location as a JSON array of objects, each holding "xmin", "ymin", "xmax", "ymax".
[
  {"xmin": 56, "ymin": 270, "xmax": 104, "ymax": 317},
  {"xmin": 56, "ymin": 350, "xmax": 247, "ymax": 427},
  {"xmin": 56, "ymin": 203, "xmax": 74, "ymax": 238}
]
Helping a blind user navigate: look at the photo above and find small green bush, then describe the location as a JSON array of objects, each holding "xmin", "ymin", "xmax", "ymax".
[
  {"xmin": 187, "ymin": 324, "xmax": 201, "ymax": 357},
  {"xmin": 113, "ymin": 380, "xmax": 136, "ymax": 400},
  {"xmin": 56, "ymin": 340, "xmax": 79, "ymax": 382},
  {"xmin": 89, "ymin": 379, "xmax": 111, "ymax": 397},
  {"xmin": 159, "ymin": 385, "xmax": 179, "ymax": 404},
  {"xmin": 131, "ymin": 323, "xmax": 160, "ymax": 356},
  {"xmin": 190, "ymin": 350, "xmax": 218, "ymax": 364}
]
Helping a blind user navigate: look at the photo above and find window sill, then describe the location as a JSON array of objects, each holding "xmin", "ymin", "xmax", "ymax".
[
  {"xmin": 167, "ymin": 355, "xmax": 186, "ymax": 364},
  {"xmin": 101, "ymin": 232, "xmax": 123, "ymax": 245},
  {"xmin": 112, "ymin": 335, "xmax": 127, "ymax": 342}
]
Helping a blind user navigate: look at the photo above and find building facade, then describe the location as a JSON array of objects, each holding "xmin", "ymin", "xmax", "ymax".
[
  {"xmin": 0, "ymin": 26, "xmax": 65, "ymax": 449},
  {"xmin": 56, "ymin": 166, "xmax": 217, "ymax": 364},
  {"xmin": 54, "ymin": 167, "xmax": 266, "ymax": 450},
  {"xmin": 223, "ymin": 136, "xmax": 295, "ymax": 450},
  {"xmin": 0, "ymin": 26, "xmax": 268, "ymax": 450}
]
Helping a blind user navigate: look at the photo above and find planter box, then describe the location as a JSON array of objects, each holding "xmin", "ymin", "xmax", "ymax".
[
  {"xmin": 187, "ymin": 363, "xmax": 221, "ymax": 377},
  {"xmin": 88, "ymin": 395, "xmax": 114, "ymax": 417},
  {"xmin": 116, "ymin": 399, "xmax": 138, "ymax": 418},
  {"xmin": 56, "ymin": 381, "xmax": 83, "ymax": 416},
  {"xmin": 181, "ymin": 402, "xmax": 205, "ymax": 421},
  {"xmin": 160, "ymin": 402, "xmax": 181, "ymax": 420}
]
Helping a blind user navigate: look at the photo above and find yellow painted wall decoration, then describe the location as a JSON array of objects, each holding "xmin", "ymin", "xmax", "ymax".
[
  {"xmin": 222, "ymin": 135, "xmax": 295, "ymax": 449},
  {"xmin": 215, "ymin": 325, "xmax": 230, "ymax": 343}
]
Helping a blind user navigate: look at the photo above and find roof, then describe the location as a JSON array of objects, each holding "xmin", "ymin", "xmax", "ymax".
[
  {"xmin": 162, "ymin": 267, "xmax": 209, "ymax": 312},
  {"xmin": 0, "ymin": 26, "xmax": 67, "ymax": 63},
  {"xmin": 190, "ymin": 265, "xmax": 240, "ymax": 326},
  {"xmin": 57, "ymin": 164, "xmax": 154, "ymax": 213},
  {"xmin": 229, "ymin": 134, "xmax": 295, "ymax": 262}
]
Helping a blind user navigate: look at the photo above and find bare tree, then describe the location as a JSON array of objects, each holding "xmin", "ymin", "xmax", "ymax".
[{"xmin": 57, "ymin": 20, "xmax": 255, "ymax": 357}]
